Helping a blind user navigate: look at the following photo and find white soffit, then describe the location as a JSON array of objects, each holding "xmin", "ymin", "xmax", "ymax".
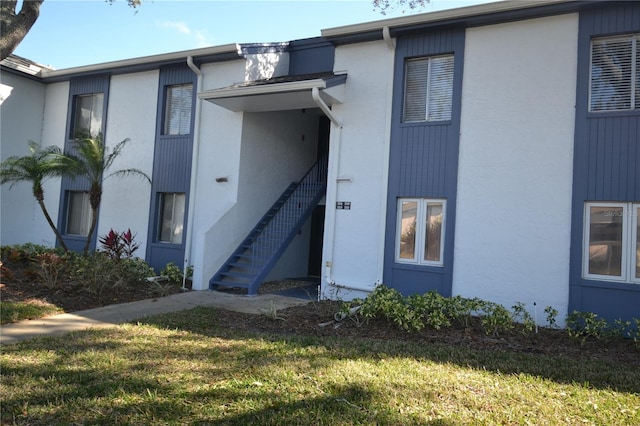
[{"xmin": 198, "ymin": 74, "xmax": 347, "ymax": 112}]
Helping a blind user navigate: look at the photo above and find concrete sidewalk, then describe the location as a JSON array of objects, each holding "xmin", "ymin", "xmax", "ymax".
[{"xmin": 0, "ymin": 291, "xmax": 311, "ymax": 345}]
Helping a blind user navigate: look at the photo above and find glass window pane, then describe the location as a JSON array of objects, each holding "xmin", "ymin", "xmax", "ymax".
[
  {"xmin": 165, "ymin": 85, "xmax": 192, "ymax": 135},
  {"xmin": 403, "ymin": 59, "xmax": 429, "ymax": 123},
  {"xmin": 399, "ymin": 201, "xmax": 417, "ymax": 260},
  {"xmin": 424, "ymin": 203, "xmax": 443, "ymax": 262},
  {"xmin": 588, "ymin": 206, "xmax": 624, "ymax": 276},
  {"xmin": 67, "ymin": 192, "xmax": 91, "ymax": 236},
  {"xmin": 590, "ymin": 37, "xmax": 633, "ymax": 112},
  {"xmin": 428, "ymin": 56, "xmax": 454, "ymax": 121},
  {"xmin": 159, "ymin": 193, "xmax": 185, "ymax": 244},
  {"xmin": 73, "ymin": 94, "xmax": 103, "ymax": 139}
]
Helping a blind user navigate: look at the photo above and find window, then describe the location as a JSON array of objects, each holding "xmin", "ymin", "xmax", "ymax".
[
  {"xmin": 72, "ymin": 93, "xmax": 104, "ymax": 139},
  {"xmin": 403, "ymin": 55, "xmax": 454, "ymax": 123},
  {"xmin": 589, "ymin": 34, "xmax": 639, "ymax": 112},
  {"xmin": 66, "ymin": 191, "xmax": 91, "ymax": 236},
  {"xmin": 583, "ymin": 202, "xmax": 640, "ymax": 283},
  {"xmin": 396, "ymin": 198, "xmax": 446, "ymax": 266},
  {"xmin": 164, "ymin": 84, "xmax": 193, "ymax": 135},
  {"xmin": 158, "ymin": 193, "xmax": 186, "ymax": 244}
]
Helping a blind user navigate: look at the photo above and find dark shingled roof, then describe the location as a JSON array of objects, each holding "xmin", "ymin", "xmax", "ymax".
[{"xmin": 0, "ymin": 54, "xmax": 53, "ymax": 76}]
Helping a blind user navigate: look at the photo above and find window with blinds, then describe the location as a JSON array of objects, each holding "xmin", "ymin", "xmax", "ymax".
[
  {"xmin": 590, "ymin": 34, "xmax": 639, "ymax": 112},
  {"xmin": 164, "ymin": 84, "xmax": 193, "ymax": 135},
  {"xmin": 403, "ymin": 55, "xmax": 454, "ymax": 123}
]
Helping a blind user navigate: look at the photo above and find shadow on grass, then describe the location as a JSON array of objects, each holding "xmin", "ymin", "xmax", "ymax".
[
  {"xmin": 138, "ymin": 306, "xmax": 640, "ymax": 394},
  {"xmin": 1, "ymin": 306, "xmax": 638, "ymax": 424}
]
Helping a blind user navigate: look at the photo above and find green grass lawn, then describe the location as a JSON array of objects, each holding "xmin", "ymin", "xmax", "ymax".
[
  {"xmin": 0, "ymin": 300, "xmax": 63, "ymax": 324},
  {"xmin": 1, "ymin": 306, "xmax": 639, "ymax": 425}
]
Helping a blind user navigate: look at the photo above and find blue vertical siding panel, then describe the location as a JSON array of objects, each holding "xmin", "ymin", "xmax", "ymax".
[
  {"xmin": 383, "ymin": 28, "xmax": 464, "ymax": 297},
  {"xmin": 569, "ymin": 3, "xmax": 640, "ymax": 322},
  {"xmin": 146, "ymin": 64, "xmax": 196, "ymax": 271},
  {"xmin": 288, "ymin": 38, "xmax": 335, "ymax": 75},
  {"xmin": 56, "ymin": 74, "xmax": 111, "ymax": 252}
]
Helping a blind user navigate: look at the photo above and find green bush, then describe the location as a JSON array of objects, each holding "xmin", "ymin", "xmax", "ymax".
[
  {"xmin": 160, "ymin": 262, "xmax": 183, "ymax": 285},
  {"xmin": 70, "ymin": 253, "xmax": 154, "ymax": 296}
]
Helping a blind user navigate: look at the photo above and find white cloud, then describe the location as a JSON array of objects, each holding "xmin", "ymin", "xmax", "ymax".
[
  {"xmin": 194, "ymin": 30, "xmax": 211, "ymax": 48},
  {"xmin": 157, "ymin": 21, "xmax": 191, "ymax": 34}
]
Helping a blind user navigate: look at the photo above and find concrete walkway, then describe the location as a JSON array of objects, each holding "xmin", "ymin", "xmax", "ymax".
[{"xmin": 0, "ymin": 291, "xmax": 311, "ymax": 345}]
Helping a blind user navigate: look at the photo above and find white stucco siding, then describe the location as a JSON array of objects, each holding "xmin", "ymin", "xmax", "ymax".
[
  {"xmin": 190, "ymin": 60, "xmax": 252, "ymax": 289},
  {"xmin": 0, "ymin": 73, "xmax": 46, "ymax": 246},
  {"xmin": 452, "ymin": 14, "xmax": 578, "ymax": 321},
  {"xmin": 99, "ymin": 71, "xmax": 158, "ymax": 249},
  {"xmin": 322, "ymin": 40, "xmax": 394, "ymax": 299},
  {"xmin": 0, "ymin": 75, "xmax": 66, "ymax": 247}
]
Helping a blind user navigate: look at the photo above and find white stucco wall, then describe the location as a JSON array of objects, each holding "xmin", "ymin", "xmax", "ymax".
[
  {"xmin": 452, "ymin": 14, "xmax": 578, "ymax": 322},
  {"xmin": 244, "ymin": 52, "xmax": 289, "ymax": 81},
  {"xmin": 191, "ymin": 105, "xmax": 318, "ymax": 290},
  {"xmin": 98, "ymin": 71, "xmax": 158, "ymax": 250},
  {"xmin": 321, "ymin": 40, "xmax": 395, "ymax": 300},
  {"xmin": 189, "ymin": 60, "xmax": 246, "ymax": 289},
  {"xmin": 0, "ymin": 74, "xmax": 67, "ymax": 247}
]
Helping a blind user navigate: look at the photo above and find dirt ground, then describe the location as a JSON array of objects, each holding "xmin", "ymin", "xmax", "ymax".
[{"xmin": 1, "ymin": 261, "xmax": 638, "ymax": 366}]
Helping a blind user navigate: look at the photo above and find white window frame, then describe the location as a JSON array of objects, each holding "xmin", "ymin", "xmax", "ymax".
[
  {"xmin": 395, "ymin": 198, "xmax": 446, "ymax": 267},
  {"xmin": 589, "ymin": 33, "xmax": 639, "ymax": 113},
  {"xmin": 582, "ymin": 202, "xmax": 640, "ymax": 284},
  {"xmin": 403, "ymin": 54, "xmax": 454, "ymax": 123}
]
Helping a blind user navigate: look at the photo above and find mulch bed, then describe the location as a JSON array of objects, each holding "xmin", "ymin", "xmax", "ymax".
[{"xmin": 2, "ymin": 257, "xmax": 638, "ymax": 365}]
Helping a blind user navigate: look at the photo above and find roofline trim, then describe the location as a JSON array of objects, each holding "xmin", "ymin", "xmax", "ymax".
[
  {"xmin": 321, "ymin": 0, "xmax": 574, "ymax": 38},
  {"xmin": 40, "ymin": 43, "xmax": 242, "ymax": 79}
]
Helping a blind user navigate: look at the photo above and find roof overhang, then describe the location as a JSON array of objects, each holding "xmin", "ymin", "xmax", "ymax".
[
  {"xmin": 199, "ymin": 72, "xmax": 347, "ymax": 112},
  {"xmin": 322, "ymin": 0, "xmax": 586, "ymax": 43},
  {"xmin": 39, "ymin": 44, "xmax": 242, "ymax": 82}
]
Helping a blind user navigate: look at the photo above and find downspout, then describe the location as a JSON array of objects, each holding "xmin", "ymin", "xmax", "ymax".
[
  {"xmin": 312, "ymin": 87, "xmax": 339, "ymax": 127},
  {"xmin": 311, "ymin": 87, "xmax": 342, "ymax": 294},
  {"xmin": 376, "ymin": 26, "xmax": 396, "ymax": 286},
  {"xmin": 183, "ymin": 56, "xmax": 203, "ymax": 290}
]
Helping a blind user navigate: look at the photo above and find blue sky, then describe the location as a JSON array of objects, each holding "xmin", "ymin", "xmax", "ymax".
[{"xmin": 14, "ymin": 0, "xmax": 492, "ymax": 70}]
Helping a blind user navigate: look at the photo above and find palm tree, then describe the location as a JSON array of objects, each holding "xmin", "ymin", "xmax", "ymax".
[
  {"xmin": 62, "ymin": 136, "xmax": 150, "ymax": 254},
  {"xmin": 0, "ymin": 141, "xmax": 70, "ymax": 251}
]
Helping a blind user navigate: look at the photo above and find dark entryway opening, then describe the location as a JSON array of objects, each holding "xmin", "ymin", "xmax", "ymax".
[
  {"xmin": 308, "ymin": 205, "xmax": 325, "ymax": 276},
  {"xmin": 308, "ymin": 116, "xmax": 329, "ymax": 276}
]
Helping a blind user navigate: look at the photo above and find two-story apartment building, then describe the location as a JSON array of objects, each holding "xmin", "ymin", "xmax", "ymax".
[{"xmin": 2, "ymin": 0, "xmax": 638, "ymax": 324}]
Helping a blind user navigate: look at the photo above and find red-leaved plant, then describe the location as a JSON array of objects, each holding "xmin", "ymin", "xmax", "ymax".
[{"xmin": 99, "ymin": 228, "xmax": 140, "ymax": 261}]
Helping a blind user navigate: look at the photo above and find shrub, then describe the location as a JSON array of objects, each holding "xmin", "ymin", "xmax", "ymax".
[
  {"xmin": 99, "ymin": 228, "xmax": 140, "ymax": 262},
  {"xmin": 544, "ymin": 306, "xmax": 559, "ymax": 328},
  {"xmin": 511, "ymin": 302, "xmax": 535, "ymax": 334},
  {"xmin": 70, "ymin": 253, "xmax": 154, "ymax": 296},
  {"xmin": 160, "ymin": 262, "xmax": 183, "ymax": 285},
  {"xmin": 31, "ymin": 251, "xmax": 71, "ymax": 289},
  {"xmin": 479, "ymin": 301, "xmax": 514, "ymax": 336}
]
